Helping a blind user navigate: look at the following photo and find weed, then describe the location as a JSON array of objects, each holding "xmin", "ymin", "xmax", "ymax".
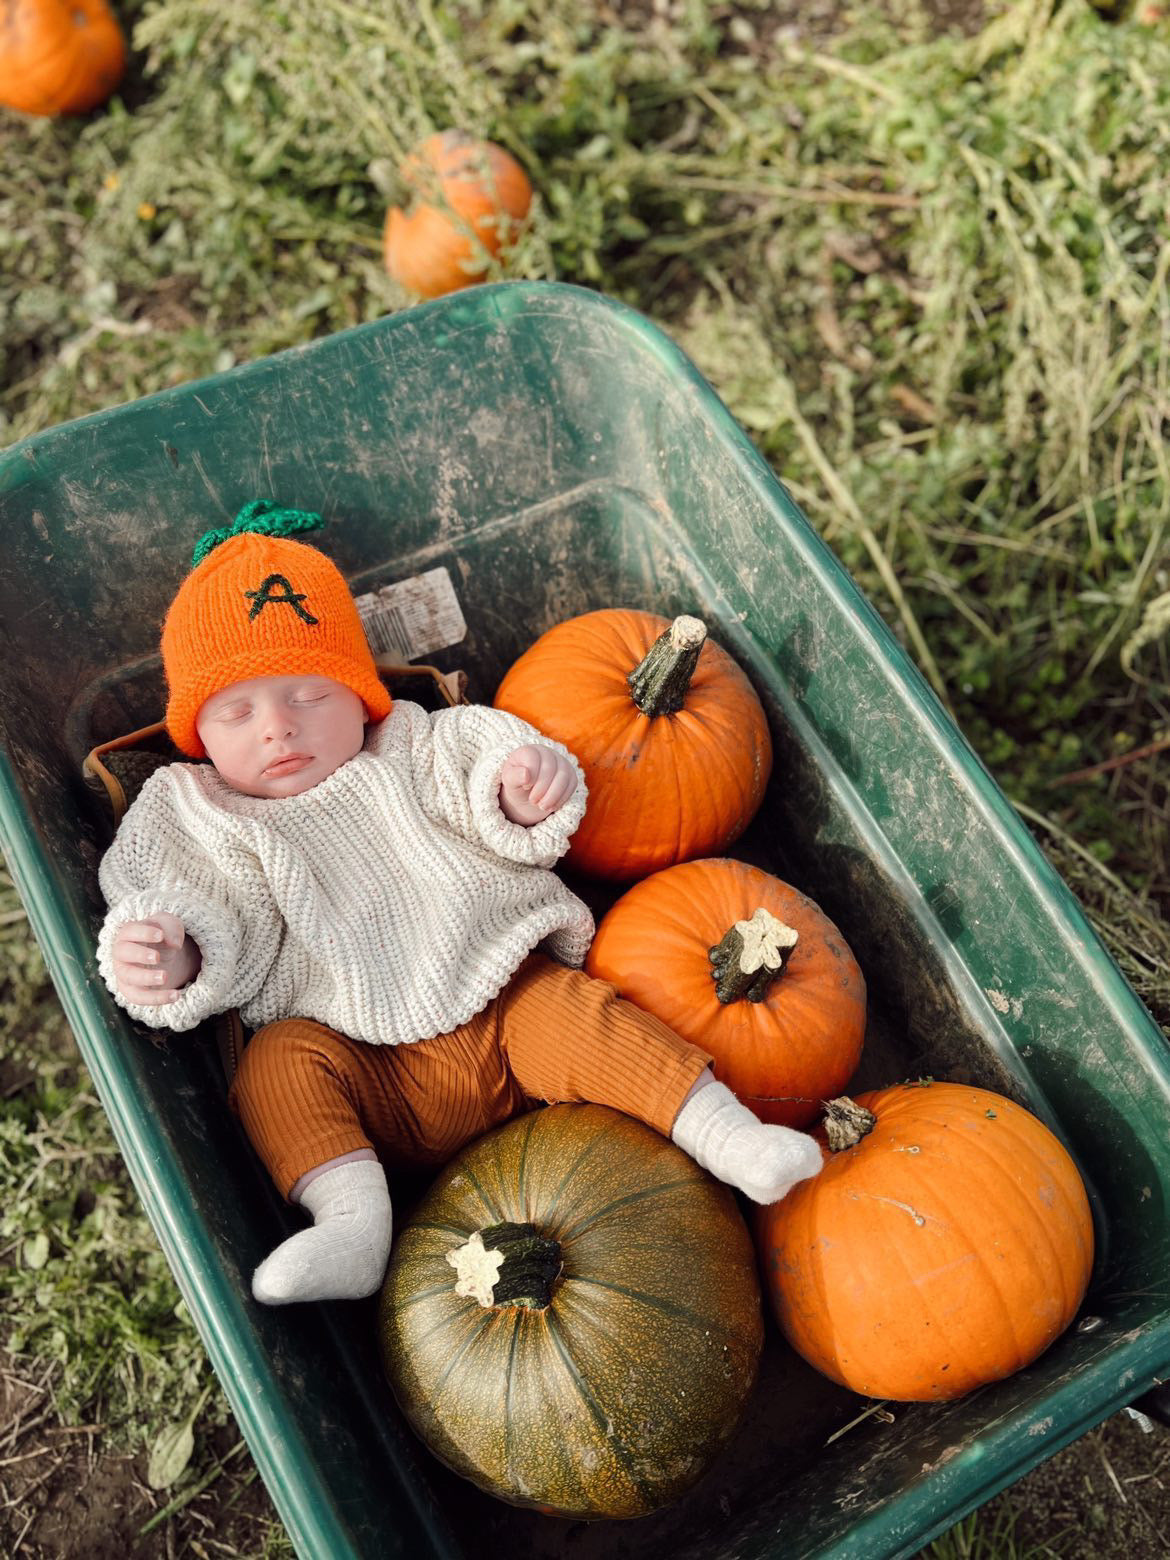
[
  {"xmin": 0, "ymin": 863, "xmax": 285, "ymax": 1552},
  {"xmin": 920, "ymin": 1497, "xmax": 1075, "ymax": 1556}
]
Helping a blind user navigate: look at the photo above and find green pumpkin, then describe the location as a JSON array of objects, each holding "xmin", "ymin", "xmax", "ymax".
[{"xmin": 378, "ymin": 1103, "xmax": 763, "ymax": 1519}]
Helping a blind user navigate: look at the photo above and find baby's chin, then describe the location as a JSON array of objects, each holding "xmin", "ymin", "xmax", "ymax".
[
  {"xmin": 220, "ymin": 761, "xmax": 329, "ymax": 799},
  {"xmin": 253, "ymin": 772, "xmax": 323, "ymax": 799},
  {"xmin": 207, "ymin": 740, "xmax": 365, "ymax": 798}
]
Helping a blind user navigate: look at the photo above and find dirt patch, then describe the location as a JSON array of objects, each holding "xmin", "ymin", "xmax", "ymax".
[
  {"xmin": 963, "ymin": 1410, "xmax": 1170, "ymax": 1558},
  {"xmin": 0, "ymin": 1359, "xmax": 281, "ymax": 1559},
  {"xmin": 615, "ymin": 0, "xmax": 987, "ymax": 50},
  {"xmin": 135, "ymin": 276, "xmax": 202, "ymax": 333}
]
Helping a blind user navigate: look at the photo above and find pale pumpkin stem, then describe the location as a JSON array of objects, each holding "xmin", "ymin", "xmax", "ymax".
[
  {"xmin": 627, "ymin": 615, "xmax": 707, "ymax": 716},
  {"xmin": 822, "ymin": 1097, "xmax": 878, "ymax": 1152},
  {"xmin": 708, "ymin": 908, "xmax": 799, "ymax": 1004},
  {"xmin": 445, "ymin": 1221, "xmax": 562, "ymax": 1310}
]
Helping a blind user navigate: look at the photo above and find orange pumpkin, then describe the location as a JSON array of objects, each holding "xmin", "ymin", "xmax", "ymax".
[
  {"xmin": 494, "ymin": 609, "xmax": 773, "ymax": 880},
  {"xmin": 757, "ymin": 1084, "xmax": 1095, "ymax": 1402},
  {"xmin": 383, "ymin": 130, "xmax": 532, "ymax": 299},
  {"xmin": 0, "ymin": 0, "xmax": 125, "ymax": 118},
  {"xmin": 586, "ymin": 858, "xmax": 865, "ymax": 1128}
]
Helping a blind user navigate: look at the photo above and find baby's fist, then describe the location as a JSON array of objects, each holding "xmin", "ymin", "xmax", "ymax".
[
  {"xmin": 499, "ymin": 744, "xmax": 577, "ymax": 826},
  {"xmin": 111, "ymin": 911, "xmax": 201, "ymax": 1006}
]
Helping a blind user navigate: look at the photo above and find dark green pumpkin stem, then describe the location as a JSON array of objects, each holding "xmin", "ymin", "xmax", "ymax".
[
  {"xmin": 708, "ymin": 908, "xmax": 799, "ymax": 1004},
  {"xmin": 822, "ymin": 1097, "xmax": 878, "ymax": 1152},
  {"xmin": 192, "ymin": 499, "xmax": 325, "ymax": 567},
  {"xmin": 627, "ymin": 615, "xmax": 707, "ymax": 717},
  {"xmin": 446, "ymin": 1221, "xmax": 563, "ymax": 1310}
]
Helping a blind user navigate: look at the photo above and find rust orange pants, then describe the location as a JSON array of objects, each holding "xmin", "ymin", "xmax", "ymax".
[{"xmin": 228, "ymin": 954, "xmax": 712, "ymax": 1199}]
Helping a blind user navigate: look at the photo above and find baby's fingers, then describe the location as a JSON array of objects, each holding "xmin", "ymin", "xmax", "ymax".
[
  {"xmin": 149, "ymin": 910, "xmax": 188, "ymax": 949},
  {"xmin": 116, "ymin": 920, "xmax": 167, "ymax": 952},
  {"xmin": 537, "ymin": 765, "xmax": 577, "ymax": 812},
  {"xmin": 113, "ymin": 959, "xmax": 180, "ymax": 1004},
  {"xmin": 500, "ymin": 759, "xmax": 532, "ymax": 791},
  {"xmin": 115, "ymin": 940, "xmax": 162, "ymax": 969},
  {"xmin": 502, "ymin": 745, "xmax": 543, "ymax": 791},
  {"xmin": 114, "ymin": 913, "xmax": 187, "ymax": 952},
  {"xmin": 527, "ymin": 748, "xmax": 561, "ymax": 805}
]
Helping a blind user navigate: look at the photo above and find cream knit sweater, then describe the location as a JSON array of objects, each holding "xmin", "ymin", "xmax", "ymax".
[{"xmin": 96, "ymin": 701, "xmax": 594, "ymax": 1044}]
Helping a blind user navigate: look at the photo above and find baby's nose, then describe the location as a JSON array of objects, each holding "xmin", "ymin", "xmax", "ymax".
[{"xmin": 260, "ymin": 707, "xmax": 297, "ymax": 739}]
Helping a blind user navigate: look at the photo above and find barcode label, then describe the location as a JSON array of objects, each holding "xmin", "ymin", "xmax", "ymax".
[
  {"xmin": 362, "ymin": 602, "xmax": 413, "ymax": 658},
  {"xmin": 354, "ymin": 566, "xmax": 467, "ymax": 662}
]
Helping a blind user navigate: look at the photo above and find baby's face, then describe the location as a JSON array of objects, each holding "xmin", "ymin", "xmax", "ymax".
[{"xmin": 195, "ymin": 674, "xmax": 368, "ymax": 798}]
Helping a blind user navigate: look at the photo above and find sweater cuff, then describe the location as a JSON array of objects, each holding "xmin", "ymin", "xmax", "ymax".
[
  {"xmin": 97, "ymin": 890, "xmax": 242, "ymax": 1033},
  {"xmin": 468, "ymin": 739, "xmax": 588, "ymax": 867}
]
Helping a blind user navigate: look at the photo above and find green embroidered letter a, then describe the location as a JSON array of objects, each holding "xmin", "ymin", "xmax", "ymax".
[{"xmin": 244, "ymin": 574, "xmax": 318, "ymax": 624}]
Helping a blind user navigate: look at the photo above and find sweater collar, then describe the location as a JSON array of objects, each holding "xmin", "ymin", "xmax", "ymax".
[{"xmin": 185, "ymin": 742, "xmax": 375, "ymax": 819}]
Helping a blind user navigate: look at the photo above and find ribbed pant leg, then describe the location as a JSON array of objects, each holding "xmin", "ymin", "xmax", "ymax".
[
  {"xmin": 496, "ymin": 955, "xmax": 713, "ymax": 1137},
  {"xmin": 382, "ymin": 1009, "xmax": 528, "ymax": 1166},
  {"xmin": 228, "ymin": 1018, "xmax": 397, "ymax": 1200}
]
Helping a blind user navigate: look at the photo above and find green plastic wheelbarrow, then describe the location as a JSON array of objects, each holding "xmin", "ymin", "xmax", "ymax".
[{"xmin": 1, "ymin": 281, "xmax": 1168, "ymax": 1560}]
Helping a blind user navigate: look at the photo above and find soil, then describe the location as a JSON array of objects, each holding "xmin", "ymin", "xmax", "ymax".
[
  {"xmin": 5, "ymin": 1356, "xmax": 1169, "ymax": 1559},
  {"xmin": 968, "ymin": 1410, "xmax": 1170, "ymax": 1557},
  {"xmin": 632, "ymin": 0, "xmax": 989, "ymax": 50},
  {"xmin": 0, "ymin": 1362, "xmax": 279, "ymax": 1559}
]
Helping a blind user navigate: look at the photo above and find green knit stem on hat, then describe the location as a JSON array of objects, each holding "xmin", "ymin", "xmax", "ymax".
[{"xmin": 191, "ymin": 499, "xmax": 326, "ymax": 567}]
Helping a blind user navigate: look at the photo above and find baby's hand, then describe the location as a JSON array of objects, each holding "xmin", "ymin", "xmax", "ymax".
[
  {"xmin": 111, "ymin": 911, "xmax": 202, "ymax": 1006},
  {"xmin": 499, "ymin": 744, "xmax": 577, "ymax": 826}
]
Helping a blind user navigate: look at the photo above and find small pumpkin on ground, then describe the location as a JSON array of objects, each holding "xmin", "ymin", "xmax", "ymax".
[
  {"xmin": 586, "ymin": 858, "xmax": 865, "ymax": 1129},
  {"xmin": 379, "ymin": 1103, "xmax": 764, "ymax": 1518},
  {"xmin": 757, "ymin": 1083, "xmax": 1095, "ymax": 1402},
  {"xmin": 493, "ymin": 608, "xmax": 773, "ymax": 881},
  {"xmin": 383, "ymin": 130, "xmax": 532, "ymax": 299},
  {"xmin": 0, "ymin": 0, "xmax": 125, "ymax": 117}
]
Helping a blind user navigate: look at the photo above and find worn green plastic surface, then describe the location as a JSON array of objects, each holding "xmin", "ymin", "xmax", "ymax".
[{"xmin": 2, "ymin": 281, "xmax": 1169, "ymax": 1560}]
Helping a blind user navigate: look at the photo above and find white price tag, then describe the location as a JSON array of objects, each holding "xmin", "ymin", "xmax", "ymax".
[{"xmin": 354, "ymin": 567, "xmax": 467, "ymax": 661}]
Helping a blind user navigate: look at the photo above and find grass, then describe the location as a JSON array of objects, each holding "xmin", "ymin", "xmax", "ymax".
[
  {"xmin": 2, "ymin": 0, "xmax": 1169, "ymax": 1552},
  {"xmin": 0, "ymin": 861, "xmax": 291, "ymax": 1556},
  {"xmin": 920, "ymin": 1503, "xmax": 1073, "ymax": 1558}
]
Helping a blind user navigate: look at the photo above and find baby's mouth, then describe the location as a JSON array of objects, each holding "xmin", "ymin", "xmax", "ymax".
[{"xmin": 263, "ymin": 754, "xmax": 313, "ymax": 777}]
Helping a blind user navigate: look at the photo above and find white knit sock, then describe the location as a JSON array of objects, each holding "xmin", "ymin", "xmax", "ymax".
[
  {"xmin": 671, "ymin": 1081, "xmax": 824, "ymax": 1205},
  {"xmin": 252, "ymin": 1160, "xmax": 393, "ymax": 1306}
]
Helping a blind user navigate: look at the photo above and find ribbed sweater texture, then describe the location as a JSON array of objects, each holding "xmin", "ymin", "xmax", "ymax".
[{"xmin": 97, "ymin": 700, "xmax": 594, "ymax": 1044}]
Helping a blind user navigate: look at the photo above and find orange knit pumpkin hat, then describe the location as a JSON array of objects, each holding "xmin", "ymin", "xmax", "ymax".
[{"xmin": 162, "ymin": 500, "xmax": 392, "ymax": 758}]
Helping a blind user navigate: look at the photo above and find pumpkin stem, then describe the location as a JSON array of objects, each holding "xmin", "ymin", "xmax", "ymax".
[
  {"xmin": 627, "ymin": 615, "xmax": 707, "ymax": 717},
  {"xmin": 822, "ymin": 1097, "xmax": 878, "ymax": 1152},
  {"xmin": 445, "ymin": 1221, "xmax": 563, "ymax": 1310},
  {"xmin": 708, "ymin": 909, "xmax": 799, "ymax": 1003}
]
